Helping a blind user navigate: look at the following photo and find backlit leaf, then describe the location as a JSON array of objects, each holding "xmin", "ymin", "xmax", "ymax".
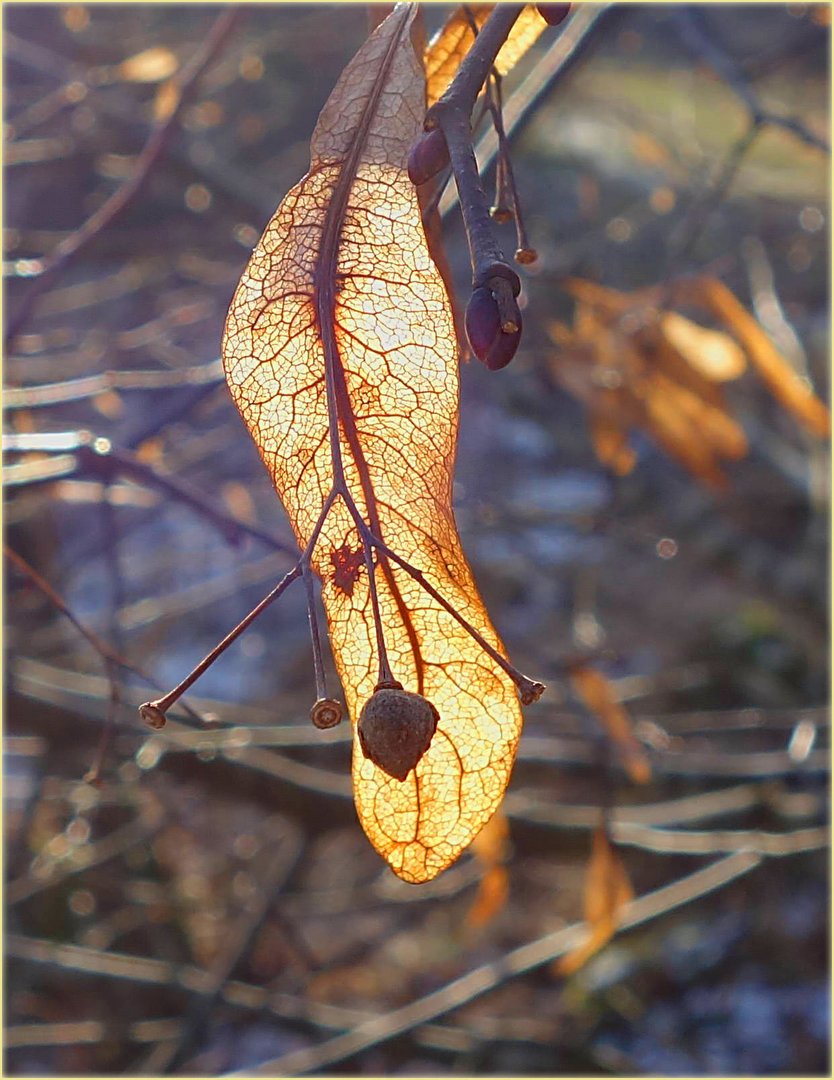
[
  {"xmin": 223, "ymin": 7, "xmax": 525, "ymax": 883},
  {"xmin": 425, "ymin": 5, "xmax": 547, "ymax": 107}
]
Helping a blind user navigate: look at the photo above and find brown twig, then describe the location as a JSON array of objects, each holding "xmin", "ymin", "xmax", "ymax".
[
  {"xmin": 139, "ymin": 564, "xmax": 302, "ymax": 725},
  {"xmin": 425, "ymin": 4, "xmax": 524, "ymax": 326},
  {"xmin": 4, "ymin": 7, "xmax": 243, "ymax": 350},
  {"xmin": 4, "ymin": 429, "xmax": 298, "ymax": 556},
  {"xmin": 4, "ymin": 545, "xmax": 202, "ymax": 726}
]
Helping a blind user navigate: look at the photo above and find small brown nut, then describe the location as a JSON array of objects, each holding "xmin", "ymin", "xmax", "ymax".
[
  {"xmin": 311, "ymin": 697, "xmax": 343, "ymax": 729},
  {"xmin": 357, "ymin": 686, "xmax": 439, "ymax": 781}
]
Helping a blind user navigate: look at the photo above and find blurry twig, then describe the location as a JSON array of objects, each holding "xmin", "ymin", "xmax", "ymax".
[
  {"xmin": 4, "ymin": 358, "xmax": 224, "ymax": 409},
  {"xmin": 139, "ymin": 820, "xmax": 305, "ymax": 1074},
  {"xmin": 234, "ymin": 851, "xmax": 763, "ymax": 1076},
  {"xmin": 6, "ymin": 810, "xmax": 165, "ymax": 906},
  {"xmin": 4, "ymin": 430, "xmax": 297, "ymax": 556},
  {"xmin": 4, "ymin": 546, "xmax": 205, "ymax": 726},
  {"xmin": 676, "ymin": 8, "xmax": 829, "ymax": 154},
  {"xmin": 4, "ymin": 7, "xmax": 244, "ymax": 350},
  {"xmin": 667, "ymin": 7, "xmax": 828, "ymax": 269}
]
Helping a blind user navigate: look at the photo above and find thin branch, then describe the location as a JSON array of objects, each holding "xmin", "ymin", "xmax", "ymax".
[
  {"xmin": 676, "ymin": 8, "xmax": 829, "ymax": 154},
  {"xmin": 3, "ymin": 358, "xmax": 224, "ymax": 410},
  {"xmin": 4, "ymin": 430, "xmax": 297, "ymax": 556},
  {"xmin": 4, "ymin": 7, "xmax": 244, "ymax": 349},
  {"xmin": 4, "ymin": 545, "xmax": 203, "ymax": 726},
  {"xmin": 438, "ymin": 4, "xmax": 611, "ymax": 220},
  {"xmin": 426, "ymin": 5, "xmax": 524, "ymax": 324},
  {"xmin": 139, "ymin": 564, "xmax": 302, "ymax": 723}
]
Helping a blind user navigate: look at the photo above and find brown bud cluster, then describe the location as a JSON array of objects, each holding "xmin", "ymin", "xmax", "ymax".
[
  {"xmin": 357, "ymin": 683, "xmax": 439, "ymax": 781},
  {"xmin": 465, "ymin": 286, "xmax": 522, "ymax": 371},
  {"xmin": 407, "ymin": 128, "xmax": 450, "ymax": 186}
]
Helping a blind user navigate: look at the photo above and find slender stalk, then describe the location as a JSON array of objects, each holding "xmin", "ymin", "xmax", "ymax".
[
  {"xmin": 366, "ymin": 533, "xmax": 544, "ymax": 705},
  {"xmin": 303, "ymin": 564, "xmax": 328, "ymax": 701},
  {"xmin": 139, "ymin": 564, "xmax": 302, "ymax": 724}
]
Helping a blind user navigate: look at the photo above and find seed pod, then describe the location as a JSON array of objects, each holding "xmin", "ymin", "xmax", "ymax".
[
  {"xmin": 407, "ymin": 128, "xmax": 450, "ymax": 186},
  {"xmin": 537, "ymin": 4, "xmax": 571, "ymax": 26},
  {"xmin": 465, "ymin": 286, "xmax": 522, "ymax": 371},
  {"xmin": 311, "ymin": 697, "xmax": 343, "ymax": 729},
  {"xmin": 139, "ymin": 702, "xmax": 166, "ymax": 730},
  {"xmin": 357, "ymin": 686, "xmax": 439, "ymax": 782}
]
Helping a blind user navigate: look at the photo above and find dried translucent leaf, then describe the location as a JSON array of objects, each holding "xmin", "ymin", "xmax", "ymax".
[
  {"xmin": 467, "ymin": 811, "xmax": 510, "ymax": 927},
  {"xmin": 659, "ymin": 311, "xmax": 747, "ymax": 382},
  {"xmin": 425, "ymin": 5, "xmax": 547, "ymax": 107},
  {"xmin": 556, "ymin": 825, "xmax": 633, "ymax": 976},
  {"xmin": 685, "ymin": 277, "xmax": 831, "ymax": 438},
  {"xmin": 119, "ymin": 46, "xmax": 179, "ymax": 83},
  {"xmin": 223, "ymin": 8, "xmax": 524, "ymax": 884},
  {"xmin": 570, "ymin": 666, "xmax": 650, "ymax": 784}
]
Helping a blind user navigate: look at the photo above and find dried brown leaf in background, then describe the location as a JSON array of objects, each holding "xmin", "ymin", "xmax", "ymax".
[
  {"xmin": 555, "ymin": 824, "xmax": 634, "ymax": 976},
  {"xmin": 466, "ymin": 810, "xmax": 510, "ymax": 927},
  {"xmin": 549, "ymin": 275, "xmax": 829, "ymax": 489},
  {"xmin": 425, "ymin": 4, "xmax": 547, "ymax": 107},
  {"xmin": 570, "ymin": 665, "xmax": 651, "ymax": 784},
  {"xmin": 223, "ymin": 8, "xmax": 524, "ymax": 883},
  {"xmin": 677, "ymin": 277, "xmax": 831, "ymax": 437}
]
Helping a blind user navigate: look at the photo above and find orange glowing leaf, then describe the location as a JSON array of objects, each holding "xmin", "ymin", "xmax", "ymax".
[
  {"xmin": 425, "ymin": 5, "xmax": 547, "ymax": 107},
  {"xmin": 556, "ymin": 824, "xmax": 633, "ymax": 976},
  {"xmin": 223, "ymin": 7, "xmax": 525, "ymax": 884},
  {"xmin": 684, "ymin": 277, "xmax": 831, "ymax": 438},
  {"xmin": 570, "ymin": 665, "xmax": 650, "ymax": 784}
]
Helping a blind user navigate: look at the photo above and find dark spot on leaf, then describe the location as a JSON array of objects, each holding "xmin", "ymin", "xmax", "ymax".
[{"xmin": 330, "ymin": 543, "xmax": 366, "ymax": 597}]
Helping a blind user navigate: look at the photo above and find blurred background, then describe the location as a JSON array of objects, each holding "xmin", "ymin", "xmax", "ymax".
[{"xmin": 4, "ymin": 4, "xmax": 830, "ymax": 1075}]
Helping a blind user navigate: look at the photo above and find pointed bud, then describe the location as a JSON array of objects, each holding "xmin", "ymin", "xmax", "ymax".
[
  {"xmin": 465, "ymin": 286, "xmax": 522, "ymax": 371},
  {"xmin": 357, "ymin": 686, "xmax": 439, "ymax": 781},
  {"xmin": 407, "ymin": 128, "xmax": 450, "ymax": 186}
]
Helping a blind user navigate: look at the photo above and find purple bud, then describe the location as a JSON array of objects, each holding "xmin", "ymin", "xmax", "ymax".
[
  {"xmin": 465, "ymin": 286, "xmax": 522, "ymax": 371},
  {"xmin": 407, "ymin": 128, "xmax": 450, "ymax": 186},
  {"xmin": 537, "ymin": 4, "xmax": 571, "ymax": 26}
]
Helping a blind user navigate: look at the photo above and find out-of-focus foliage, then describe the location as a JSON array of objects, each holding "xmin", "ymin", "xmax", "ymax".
[
  {"xmin": 548, "ymin": 274, "xmax": 829, "ymax": 489},
  {"xmin": 4, "ymin": 4, "xmax": 829, "ymax": 1076}
]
